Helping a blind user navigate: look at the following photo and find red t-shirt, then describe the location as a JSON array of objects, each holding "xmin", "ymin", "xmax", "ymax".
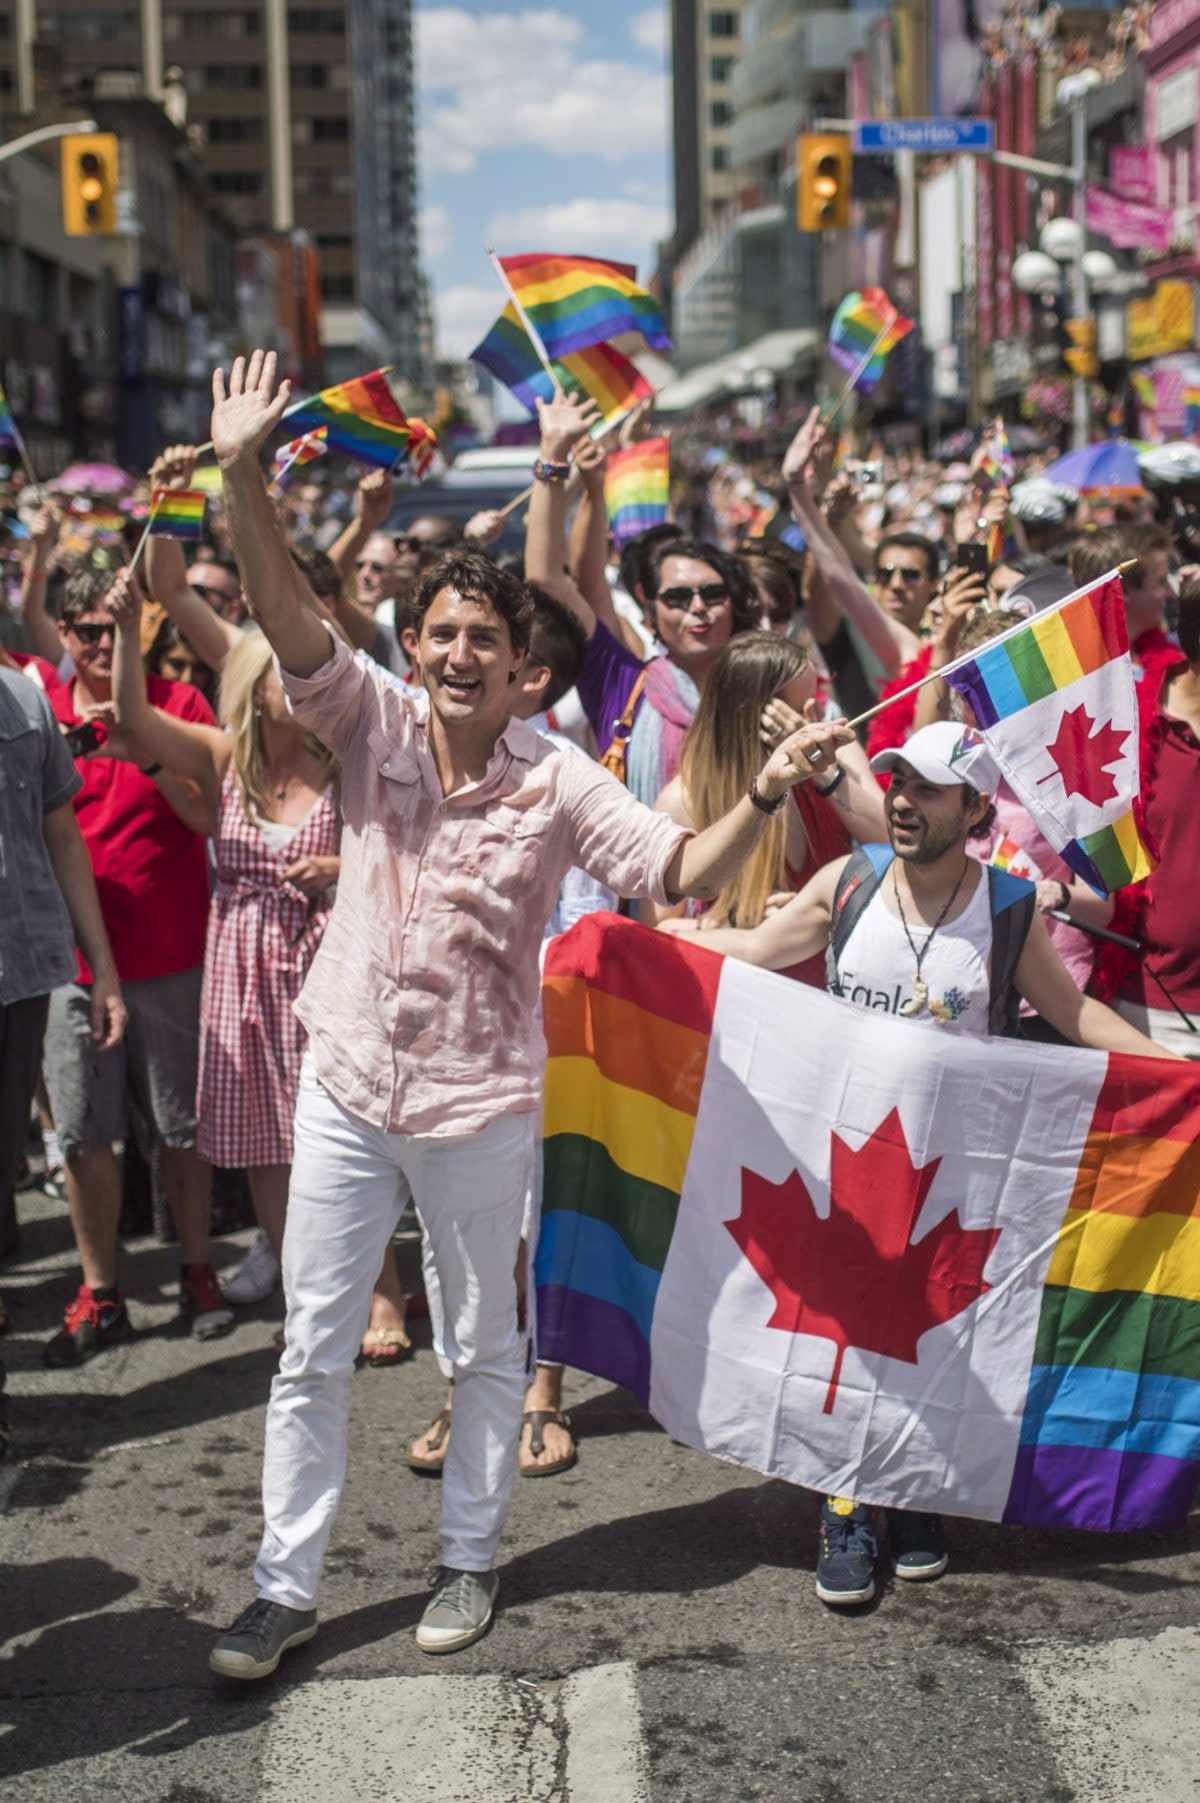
[
  {"xmin": 6, "ymin": 650, "xmax": 63, "ymax": 692},
  {"xmin": 52, "ymin": 674, "xmax": 214, "ymax": 983},
  {"xmin": 866, "ymin": 644, "xmax": 935, "ymax": 763}
]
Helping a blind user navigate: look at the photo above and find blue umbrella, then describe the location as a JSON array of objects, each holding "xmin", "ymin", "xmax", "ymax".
[{"xmin": 1041, "ymin": 439, "xmax": 1146, "ymax": 495}]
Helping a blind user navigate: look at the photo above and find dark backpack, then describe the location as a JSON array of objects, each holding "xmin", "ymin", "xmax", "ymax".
[{"xmin": 826, "ymin": 844, "xmax": 1036, "ymax": 1038}]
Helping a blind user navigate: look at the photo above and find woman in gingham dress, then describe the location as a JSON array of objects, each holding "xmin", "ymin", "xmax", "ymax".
[{"xmin": 108, "ymin": 593, "xmax": 411, "ymax": 1359}]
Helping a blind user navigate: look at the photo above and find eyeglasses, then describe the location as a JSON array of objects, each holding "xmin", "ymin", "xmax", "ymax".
[
  {"xmin": 876, "ymin": 564, "xmax": 927, "ymax": 585},
  {"xmin": 69, "ymin": 621, "xmax": 116, "ymax": 645},
  {"xmin": 657, "ymin": 583, "xmax": 729, "ymax": 610}
]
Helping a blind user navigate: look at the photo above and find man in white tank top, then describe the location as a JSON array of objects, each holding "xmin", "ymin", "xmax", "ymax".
[{"xmin": 663, "ymin": 721, "xmax": 1170, "ymax": 1608}]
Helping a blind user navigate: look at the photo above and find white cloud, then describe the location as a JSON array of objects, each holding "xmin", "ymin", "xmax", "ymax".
[
  {"xmin": 433, "ymin": 283, "xmax": 507, "ymax": 359},
  {"xmin": 487, "ymin": 196, "xmax": 671, "ymax": 264},
  {"xmin": 630, "ymin": 7, "xmax": 668, "ymax": 56},
  {"xmin": 421, "ymin": 202, "xmax": 454, "ymax": 262},
  {"xmin": 416, "ymin": 7, "xmax": 668, "ymax": 173}
]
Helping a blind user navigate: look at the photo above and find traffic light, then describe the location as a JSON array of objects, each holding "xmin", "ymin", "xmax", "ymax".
[
  {"xmin": 61, "ymin": 133, "xmax": 119, "ymax": 235},
  {"xmin": 1063, "ymin": 317, "xmax": 1099, "ymax": 380},
  {"xmin": 797, "ymin": 133, "xmax": 851, "ymax": 232}
]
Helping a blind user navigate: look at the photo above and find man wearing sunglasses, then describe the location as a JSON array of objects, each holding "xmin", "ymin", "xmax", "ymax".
[
  {"xmin": 41, "ymin": 567, "xmax": 234, "ymax": 1366},
  {"xmin": 187, "ymin": 555, "xmax": 244, "ymax": 625},
  {"xmin": 872, "ymin": 533, "xmax": 940, "ymax": 634}
]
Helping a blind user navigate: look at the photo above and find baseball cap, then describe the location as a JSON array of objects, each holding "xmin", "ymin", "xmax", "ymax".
[{"xmin": 870, "ymin": 722, "xmax": 1000, "ymax": 792}]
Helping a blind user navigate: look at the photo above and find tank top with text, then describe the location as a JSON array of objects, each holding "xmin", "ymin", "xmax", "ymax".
[{"xmin": 829, "ymin": 866, "xmax": 994, "ymax": 1036}]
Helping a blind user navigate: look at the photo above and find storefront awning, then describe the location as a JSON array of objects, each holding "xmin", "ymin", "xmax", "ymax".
[{"xmin": 655, "ymin": 328, "xmax": 818, "ymax": 412}]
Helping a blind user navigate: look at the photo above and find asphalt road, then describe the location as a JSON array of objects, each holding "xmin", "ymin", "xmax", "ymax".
[{"xmin": 3, "ymin": 1185, "xmax": 1199, "ymax": 1803}]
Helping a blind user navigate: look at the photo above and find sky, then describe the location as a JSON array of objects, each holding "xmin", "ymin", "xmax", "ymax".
[{"xmin": 414, "ymin": 1, "xmax": 672, "ymax": 361}]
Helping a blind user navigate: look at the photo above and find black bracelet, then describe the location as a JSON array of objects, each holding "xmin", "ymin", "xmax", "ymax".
[
  {"xmin": 1057, "ymin": 880, "xmax": 1071, "ymax": 913},
  {"xmin": 813, "ymin": 764, "xmax": 847, "ymax": 798},
  {"xmin": 140, "ymin": 762, "xmax": 162, "ymax": 777},
  {"xmin": 748, "ymin": 776, "xmax": 786, "ymax": 816}
]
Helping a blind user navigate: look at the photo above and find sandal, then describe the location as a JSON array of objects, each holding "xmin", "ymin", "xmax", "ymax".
[
  {"xmin": 519, "ymin": 1409, "xmax": 578, "ymax": 1478},
  {"xmin": 407, "ymin": 1407, "xmax": 451, "ymax": 1473},
  {"xmin": 359, "ymin": 1326, "xmax": 412, "ymax": 1368}
]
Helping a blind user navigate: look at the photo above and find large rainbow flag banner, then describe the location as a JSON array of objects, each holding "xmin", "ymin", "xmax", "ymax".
[
  {"xmin": 147, "ymin": 488, "xmax": 207, "ymax": 540},
  {"xmin": 942, "ymin": 571, "xmax": 1155, "ymax": 894},
  {"xmin": 284, "ymin": 368, "xmax": 417, "ymax": 468},
  {"xmin": 828, "ymin": 288, "xmax": 914, "ymax": 392},
  {"xmin": 472, "ymin": 306, "xmax": 653, "ymax": 423},
  {"xmin": 495, "ymin": 253, "xmax": 672, "ymax": 359},
  {"xmin": 605, "ymin": 438, "xmax": 670, "ymax": 547},
  {"xmin": 536, "ymin": 914, "xmax": 1200, "ymax": 1533}
]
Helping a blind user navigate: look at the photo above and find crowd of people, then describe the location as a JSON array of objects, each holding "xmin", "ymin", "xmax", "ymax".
[{"xmin": 1, "ymin": 350, "xmax": 1196, "ymax": 1671}]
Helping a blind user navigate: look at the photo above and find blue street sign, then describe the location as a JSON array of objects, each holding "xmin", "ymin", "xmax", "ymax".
[{"xmin": 854, "ymin": 118, "xmax": 995, "ymax": 154}]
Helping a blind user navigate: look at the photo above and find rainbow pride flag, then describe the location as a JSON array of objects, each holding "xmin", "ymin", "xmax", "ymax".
[
  {"xmin": 148, "ymin": 488, "xmax": 207, "ymax": 540},
  {"xmin": 604, "ymin": 438, "xmax": 670, "ymax": 547},
  {"xmin": 943, "ymin": 572, "xmax": 1155, "ymax": 893},
  {"xmin": 272, "ymin": 426, "xmax": 328, "ymax": 474},
  {"xmin": 472, "ymin": 306, "xmax": 653, "ymax": 423},
  {"xmin": 980, "ymin": 418, "xmax": 1015, "ymax": 485},
  {"xmin": 1132, "ymin": 371, "xmax": 1157, "ymax": 411},
  {"xmin": 536, "ymin": 914, "xmax": 1200, "ymax": 1532},
  {"xmin": 828, "ymin": 287, "xmax": 914, "ymax": 392},
  {"xmin": 988, "ymin": 834, "xmax": 1042, "ymax": 882},
  {"xmin": 1185, "ymin": 383, "xmax": 1200, "ymax": 438},
  {"xmin": 402, "ymin": 417, "xmax": 438, "ymax": 479},
  {"xmin": 495, "ymin": 253, "xmax": 672, "ymax": 359},
  {"xmin": 284, "ymin": 368, "xmax": 416, "ymax": 468}
]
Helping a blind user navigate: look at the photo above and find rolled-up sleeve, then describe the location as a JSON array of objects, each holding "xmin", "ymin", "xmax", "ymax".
[
  {"xmin": 562, "ymin": 758, "xmax": 692, "ymax": 906},
  {"xmin": 277, "ymin": 622, "xmax": 377, "ymax": 758}
]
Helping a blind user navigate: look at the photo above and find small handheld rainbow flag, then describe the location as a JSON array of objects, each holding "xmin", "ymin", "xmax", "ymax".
[
  {"xmin": 828, "ymin": 288, "xmax": 914, "ymax": 393},
  {"xmin": 1131, "ymin": 371, "xmax": 1157, "ymax": 412},
  {"xmin": 148, "ymin": 488, "xmax": 207, "ymax": 540},
  {"xmin": 980, "ymin": 418, "xmax": 1015, "ymax": 485},
  {"xmin": 495, "ymin": 253, "xmax": 672, "ymax": 360},
  {"xmin": 605, "ymin": 438, "xmax": 670, "ymax": 548},
  {"xmin": 272, "ymin": 426, "xmax": 328, "ymax": 475},
  {"xmin": 402, "ymin": 417, "xmax": 438, "ymax": 479},
  {"xmin": 943, "ymin": 572, "xmax": 1155, "ymax": 894},
  {"xmin": 284, "ymin": 368, "xmax": 418, "ymax": 469},
  {"xmin": 472, "ymin": 306, "xmax": 653, "ymax": 424},
  {"xmin": 988, "ymin": 834, "xmax": 1043, "ymax": 882},
  {"xmin": 1185, "ymin": 382, "xmax": 1200, "ymax": 439}
]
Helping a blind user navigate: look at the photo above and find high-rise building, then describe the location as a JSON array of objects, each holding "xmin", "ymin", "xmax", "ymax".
[
  {"xmin": 1, "ymin": 0, "xmax": 428, "ymax": 385},
  {"xmin": 668, "ymin": 0, "xmax": 748, "ymax": 267}
]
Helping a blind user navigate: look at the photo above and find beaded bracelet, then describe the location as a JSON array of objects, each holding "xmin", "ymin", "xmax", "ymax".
[{"xmin": 532, "ymin": 457, "xmax": 571, "ymax": 484}]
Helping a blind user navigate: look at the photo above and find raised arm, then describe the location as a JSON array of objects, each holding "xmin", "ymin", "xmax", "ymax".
[
  {"xmin": 211, "ymin": 351, "xmax": 332, "ymax": 677},
  {"xmin": 107, "ymin": 566, "xmax": 229, "ymax": 802},
  {"xmin": 525, "ymin": 390, "xmax": 624, "ymax": 644},
  {"xmin": 143, "ymin": 444, "xmax": 241, "ymax": 671},
  {"xmin": 19, "ymin": 502, "xmax": 66, "ymax": 664},
  {"xmin": 661, "ymin": 857, "xmax": 846, "ymax": 969},
  {"xmin": 324, "ymin": 470, "xmax": 399, "ymax": 652},
  {"xmin": 1014, "ymin": 910, "xmax": 1176, "ymax": 1058}
]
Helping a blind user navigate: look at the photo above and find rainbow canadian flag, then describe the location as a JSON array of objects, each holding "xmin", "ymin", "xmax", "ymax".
[{"xmin": 536, "ymin": 916, "xmax": 1200, "ymax": 1533}]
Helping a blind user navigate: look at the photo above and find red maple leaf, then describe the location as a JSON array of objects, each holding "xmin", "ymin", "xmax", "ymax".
[
  {"xmin": 1037, "ymin": 703, "xmax": 1131, "ymax": 807},
  {"xmin": 726, "ymin": 1108, "xmax": 999, "ymax": 1413}
]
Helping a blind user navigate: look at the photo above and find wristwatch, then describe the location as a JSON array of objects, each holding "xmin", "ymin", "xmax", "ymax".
[{"xmin": 748, "ymin": 776, "xmax": 786, "ymax": 816}]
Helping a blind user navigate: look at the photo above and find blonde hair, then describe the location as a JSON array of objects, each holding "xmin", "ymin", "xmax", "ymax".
[
  {"xmin": 218, "ymin": 627, "xmax": 336, "ymax": 817},
  {"xmin": 679, "ymin": 632, "xmax": 808, "ymax": 928}
]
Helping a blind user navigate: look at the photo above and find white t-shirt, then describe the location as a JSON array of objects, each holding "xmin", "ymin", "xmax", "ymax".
[{"xmin": 830, "ymin": 864, "xmax": 994, "ymax": 1036}]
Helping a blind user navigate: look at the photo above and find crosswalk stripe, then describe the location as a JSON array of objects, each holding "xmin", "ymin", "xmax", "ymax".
[{"xmin": 563, "ymin": 1664, "xmax": 648, "ymax": 1803}]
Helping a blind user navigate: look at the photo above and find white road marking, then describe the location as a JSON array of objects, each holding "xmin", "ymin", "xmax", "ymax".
[
  {"xmin": 1019, "ymin": 1623, "xmax": 1200, "ymax": 1802},
  {"xmin": 563, "ymin": 1663, "xmax": 649, "ymax": 1803}
]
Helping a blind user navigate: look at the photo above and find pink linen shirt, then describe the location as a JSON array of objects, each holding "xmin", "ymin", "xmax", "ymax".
[{"xmin": 281, "ymin": 627, "xmax": 690, "ymax": 1137}]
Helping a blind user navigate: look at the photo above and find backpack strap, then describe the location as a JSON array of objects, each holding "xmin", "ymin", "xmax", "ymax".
[
  {"xmin": 826, "ymin": 844, "xmax": 894, "ymax": 993},
  {"xmin": 985, "ymin": 865, "xmax": 1037, "ymax": 1037},
  {"xmin": 599, "ymin": 668, "xmax": 648, "ymax": 787}
]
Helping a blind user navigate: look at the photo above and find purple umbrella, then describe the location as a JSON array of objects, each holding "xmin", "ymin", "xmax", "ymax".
[
  {"xmin": 1041, "ymin": 440, "xmax": 1145, "ymax": 496},
  {"xmin": 51, "ymin": 462, "xmax": 135, "ymax": 497}
]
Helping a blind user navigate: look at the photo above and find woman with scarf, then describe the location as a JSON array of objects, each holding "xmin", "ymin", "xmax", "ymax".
[{"xmin": 524, "ymin": 390, "xmax": 756, "ymax": 807}]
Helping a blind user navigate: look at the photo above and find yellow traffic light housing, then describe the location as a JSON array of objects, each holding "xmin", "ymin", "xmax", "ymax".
[
  {"xmin": 62, "ymin": 133, "xmax": 119, "ymax": 235},
  {"xmin": 797, "ymin": 133, "xmax": 851, "ymax": 232},
  {"xmin": 1064, "ymin": 318, "xmax": 1099, "ymax": 380}
]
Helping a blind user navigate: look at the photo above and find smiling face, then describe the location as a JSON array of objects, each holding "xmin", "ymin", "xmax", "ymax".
[
  {"xmin": 652, "ymin": 553, "xmax": 735, "ymax": 675},
  {"xmin": 59, "ymin": 608, "xmax": 116, "ymax": 694},
  {"xmin": 418, "ymin": 586, "xmax": 524, "ymax": 734},
  {"xmin": 884, "ymin": 761, "xmax": 986, "ymax": 865},
  {"xmin": 354, "ymin": 532, "xmax": 399, "ymax": 609},
  {"xmin": 874, "ymin": 544, "xmax": 936, "ymax": 631}
]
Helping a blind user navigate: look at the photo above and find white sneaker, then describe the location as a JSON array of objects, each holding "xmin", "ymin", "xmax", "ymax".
[{"xmin": 221, "ymin": 1232, "xmax": 281, "ymax": 1305}]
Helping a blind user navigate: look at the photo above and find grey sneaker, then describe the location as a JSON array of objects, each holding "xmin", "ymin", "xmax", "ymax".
[
  {"xmin": 415, "ymin": 1565, "xmax": 498, "ymax": 1655},
  {"xmin": 209, "ymin": 1599, "xmax": 317, "ymax": 1680}
]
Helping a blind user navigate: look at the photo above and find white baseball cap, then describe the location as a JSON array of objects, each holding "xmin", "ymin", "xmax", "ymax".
[{"xmin": 870, "ymin": 722, "xmax": 1000, "ymax": 792}]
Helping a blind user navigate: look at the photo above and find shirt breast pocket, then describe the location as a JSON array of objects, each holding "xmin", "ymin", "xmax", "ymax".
[
  {"xmin": 462, "ymin": 803, "xmax": 557, "ymax": 891},
  {"xmin": 365, "ymin": 728, "xmax": 423, "ymax": 828}
]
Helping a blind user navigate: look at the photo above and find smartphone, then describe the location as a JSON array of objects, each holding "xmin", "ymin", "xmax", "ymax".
[
  {"xmin": 64, "ymin": 720, "xmax": 103, "ymax": 758},
  {"xmin": 955, "ymin": 542, "xmax": 989, "ymax": 578}
]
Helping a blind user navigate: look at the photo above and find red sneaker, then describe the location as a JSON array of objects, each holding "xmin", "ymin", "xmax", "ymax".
[
  {"xmin": 180, "ymin": 1263, "xmax": 235, "ymax": 1341},
  {"xmin": 44, "ymin": 1284, "xmax": 134, "ymax": 1368}
]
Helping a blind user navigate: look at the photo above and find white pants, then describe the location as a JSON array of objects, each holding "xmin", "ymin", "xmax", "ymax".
[{"xmin": 254, "ymin": 1062, "xmax": 534, "ymax": 1610}]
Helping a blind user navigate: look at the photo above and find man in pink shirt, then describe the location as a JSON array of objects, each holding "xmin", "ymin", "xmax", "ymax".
[{"xmin": 207, "ymin": 353, "xmax": 850, "ymax": 1680}]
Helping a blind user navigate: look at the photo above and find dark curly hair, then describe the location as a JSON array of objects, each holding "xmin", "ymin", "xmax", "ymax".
[
  {"xmin": 411, "ymin": 548, "xmax": 534, "ymax": 654},
  {"xmin": 645, "ymin": 536, "xmax": 757, "ymax": 634}
]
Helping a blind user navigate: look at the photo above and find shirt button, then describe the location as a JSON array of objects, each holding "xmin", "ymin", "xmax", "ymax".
[
  {"xmin": 401, "ymin": 978, "xmax": 411, "ymax": 990},
  {"xmin": 382, "ymin": 760, "xmax": 390, "ymax": 770}
]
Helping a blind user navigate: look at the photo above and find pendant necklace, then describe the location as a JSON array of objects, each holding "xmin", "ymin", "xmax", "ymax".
[{"xmin": 893, "ymin": 859, "xmax": 970, "ymax": 1019}]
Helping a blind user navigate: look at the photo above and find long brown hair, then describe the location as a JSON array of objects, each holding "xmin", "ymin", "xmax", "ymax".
[{"xmin": 679, "ymin": 632, "xmax": 808, "ymax": 927}]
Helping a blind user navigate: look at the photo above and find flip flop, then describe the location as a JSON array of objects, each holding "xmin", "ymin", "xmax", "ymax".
[
  {"xmin": 359, "ymin": 1326, "xmax": 413, "ymax": 1368},
  {"xmin": 407, "ymin": 1407, "xmax": 451, "ymax": 1473},
  {"xmin": 519, "ymin": 1409, "xmax": 578, "ymax": 1478}
]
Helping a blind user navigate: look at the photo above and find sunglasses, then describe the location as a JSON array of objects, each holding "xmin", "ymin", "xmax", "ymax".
[
  {"xmin": 657, "ymin": 583, "xmax": 729, "ymax": 610},
  {"xmin": 355, "ymin": 559, "xmax": 391, "ymax": 574},
  {"xmin": 69, "ymin": 621, "xmax": 116, "ymax": 645},
  {"xmin": 876, "ymin": 565, "xmax": 927, "ymax": 584}
]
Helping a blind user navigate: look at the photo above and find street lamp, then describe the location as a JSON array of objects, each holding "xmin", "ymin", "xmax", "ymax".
[{"xmin": 1012, "ymin": 250, "xmax": 1061, "ymax": 296}]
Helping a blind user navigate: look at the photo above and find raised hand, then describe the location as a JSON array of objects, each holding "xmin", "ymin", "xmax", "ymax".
[
  {"xmin": 27, "ymin": 502, "xmax": 63, "ymax": 568},
  {"xmin": 103, "ymin": 564, "xmax": 144, "ymax": 634},
  {"xmin": 211, "ymin": 350, "xmax": 293, "ymax": 468},
  {"xmin": 536, "ymin": 386, "xmax": 602, "ymax": 464},
  {"xmin": 782, "ymin": 405, "xmax": 823, "ymax": 487},
  {"xmin": 758, "ymin": 716, "xmax": 855, "ymax": 800},
  {"xmin": 464, "ymin": 509, "xmax": 505, "ymax": 547},
  {"xmin": 356, "ymin": 469, "xmax": 394, "ymax": 532},
  {"xmin": 618, "ymin": 395, "xmax": 654, "ymax": 448},
  {"xmin": 573, "ymin": 431, "xmax": 607, "ymax": 491},
  {"xmin": 149, "ymin": 444, "xmax": 199, "ymax": 491}
]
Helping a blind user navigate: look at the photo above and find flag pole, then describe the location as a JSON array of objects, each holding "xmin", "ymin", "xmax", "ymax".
[
  {"xmin": 497, "ymin": 482, "xmax": 534, "ymax": 520},
  {"xmin": 486, "ymin": 247, "xmax": 560, "ymax": 388},
  {"xmin": 843, "ymin": 565, "xmax": 1134, "ymax": 731},
  {"xmin": 266, "ymin": 446, "xmax": 303, "ymax": 495},
  {"xmin": 823, "ymin": 316, "xmax": 896, "ymax": 428},
  {"xmin": 126, "ymin": 493, "xmax": 165, "ymax": 577}
]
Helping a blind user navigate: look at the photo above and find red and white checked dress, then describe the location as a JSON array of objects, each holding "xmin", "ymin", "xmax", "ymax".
[{"xmin": 196, "ymin": 769, "xmax": 337, "ymax": 1167}]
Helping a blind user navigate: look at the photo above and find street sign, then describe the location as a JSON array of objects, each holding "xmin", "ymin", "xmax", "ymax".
[{"xmin": 854, "ymin": 119, "xmax": 995, "ymax": 154}]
